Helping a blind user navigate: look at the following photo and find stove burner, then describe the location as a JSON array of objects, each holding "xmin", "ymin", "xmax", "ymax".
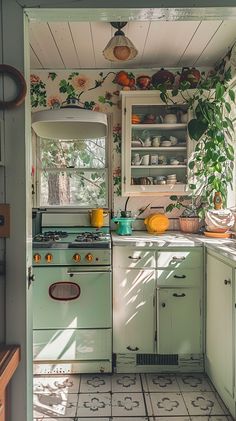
[
  {"xmin": 74, "ymin": 232, "xmax": 108, "ymax": 242},
  {"xmin": 34, "ymin": 231, "xmax": 68, "ymax": 243}
]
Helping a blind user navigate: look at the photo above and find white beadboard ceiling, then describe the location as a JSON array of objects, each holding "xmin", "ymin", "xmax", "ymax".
[{"xmin": 30, "ymin": 20, "xmax": 236, "ymax": 70}]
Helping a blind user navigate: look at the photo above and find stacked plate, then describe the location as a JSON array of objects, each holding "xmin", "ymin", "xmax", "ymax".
[{"xmin": 167, "ymin": 174, "xmax": 177, "ymax": 184}]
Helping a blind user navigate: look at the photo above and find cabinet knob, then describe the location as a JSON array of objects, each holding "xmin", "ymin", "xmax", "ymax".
[
  {"xmin": 173, "ymin": 293, "xmax": 186, "ymax": 298},
  {"xmin": 161, "ymin": 302, "xmax": 166, "ymax": 308},
  {"xmin": 224, "ymin": 279, "xmax": 231, "ymax": 285}
]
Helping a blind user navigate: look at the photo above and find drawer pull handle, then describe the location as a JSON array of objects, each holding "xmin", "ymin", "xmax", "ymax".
[
  {"xmin": 127, "ymin": 345, "xmax": 139, "ymax": 351},
  {"xmin": 171, "ymin": 256, "xmax": 186, "ymax": 263},
  {"xmin": 174, "ymin": 275, "xmax": 186, "ymax": 279},
  {"xmin": 173, "ymin": 293, "xmax": 186, "ymax": 298},
  {"xmin": 161, "ymin": 302, "xmax": 166, "ymax": 308},
  {"xmin": 224, "ymin": 279, "xmax": 231, "ymax": 285},
  {"xmin": 128, "ymin": 256, "xmax": 141, "ymax": 260}
]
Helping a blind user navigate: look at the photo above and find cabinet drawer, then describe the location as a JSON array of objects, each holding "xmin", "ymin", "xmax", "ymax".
[
  {"xmin": 113, "ymin": 247, "xmax": 155, "ymax": 268},
  {"xmin": 157, "ymin": 249, "xmax": 202, "ymax": 269},
  {"xmin": 157, "ymin": 268, "xmax": 203, "ymax": 287}
]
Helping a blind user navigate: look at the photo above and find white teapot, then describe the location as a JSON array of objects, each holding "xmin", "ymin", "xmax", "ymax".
[{"xmin": 163, "ymin": 113, "xmax": 177, "ymax": 124}]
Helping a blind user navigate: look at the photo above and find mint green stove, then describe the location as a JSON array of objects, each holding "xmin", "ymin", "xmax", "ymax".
[{"xmin": 32, "ymin": 215, "xmax": 112, "ymax": 374}]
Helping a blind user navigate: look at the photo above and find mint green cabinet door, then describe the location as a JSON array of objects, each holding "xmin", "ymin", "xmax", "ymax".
[
  {"xmin": 206, "ymin": 254, "xmax": 233, "ymax": 398},
  {"xmin": 157, "ymin": 288, "xmax": 202, "ymax": 354},
  {"xmin": 113, "ymin": 269, "xmax": 155, "ymax": 353}
]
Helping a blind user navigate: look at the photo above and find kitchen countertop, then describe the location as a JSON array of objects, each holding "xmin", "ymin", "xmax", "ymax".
[{"xmin": 112, "ymin": 230, "xmax": 236, "ymax": 262}]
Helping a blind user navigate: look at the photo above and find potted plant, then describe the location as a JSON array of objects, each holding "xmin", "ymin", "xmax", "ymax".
[
  {"xmin": 158, "ymin": 67, "xmax": 236, "ymax": 209},
  {"xmin": 166, "ymin": 195, "xmax": 205, "ymax": 233}
]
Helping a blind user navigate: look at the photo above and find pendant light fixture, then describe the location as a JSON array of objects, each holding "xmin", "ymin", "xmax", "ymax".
[{"xmin": 103, "ymin": 22, "xmax": 138, "ymax": 62}]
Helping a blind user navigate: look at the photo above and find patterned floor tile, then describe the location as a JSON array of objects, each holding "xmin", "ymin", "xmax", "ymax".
[
  {"xmin": 176, "ymin": 373, "xmax": 213, "ymax": 392},
  {"xmin": 33, "ymin": 418, "xmax": 75, "ymax": 421},
  {"xmin": 142, "ymin": 373, "xmax": 180, "ymax": 392},
  {"xmin": 182, "ymin": 391, "xmax": 226, "ymax": 416},
  {"xmin": 112, "ymin": 373, "xmax": 142, "ymax": 392},
  {"xmin": 76, "ymin": 393, "xmax": 111, "ymax": 417},
  {"xmin": 80, "ymin": 374, "xmax": 111, "ymax": 393},
  {"xmin": 34, "ymin": 375, "xmax": 80, "ymax": 394},
  {"xmin": 191, "ymin": 417, "xmax": 234, "ymax": 420},
  {"xmin": 33, "ymin": 391, "xmax": 78, "ymax": 418},
  {"xmin": 146, "ymin": 392, "xmax": 188, "ymax": 417},
  {"xmin": 112, "ymin": 392, "xmax": 146, "ymax": 417},
  {"xmin": 113, "ymin": 418, "xmax": 149, "ymax": 421},
  {"xmin": 153, "ymin": 417, "xmax": 190, "ymax": 420}
]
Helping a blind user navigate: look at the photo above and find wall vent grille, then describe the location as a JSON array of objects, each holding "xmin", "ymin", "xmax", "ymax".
[{"xmin": 136, "ymin": 354, "xmax": 178, "ymax": 366}]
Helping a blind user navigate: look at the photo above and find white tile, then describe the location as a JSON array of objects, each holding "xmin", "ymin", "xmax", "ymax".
[
  {"xmin": 34, "ymin": 375, "xmax": 80, "ymax": 394},
  {"xmin": 147, "ymin": 392, "xmax": 188, "ymax": 417},
  {"xmin": 183, "ymin": 392, "xmax": 226, "ymax": 416},
  {"xmin": 34, "ymin": 418, "xmax": 74, "ymax": 421},
  {"xmin": 112, "ymin": 373, "xmax": 142, "ymax": 392},
  {"xmin": 154, "ymin": 417, "xmax": 190, "ymax": 421},
  {"xmin": 112, "ymin": 392, "xmax": 146, "ymax": 417},
  {"xmin": 142, "ymin": 373, "xmax": 180, "ymax": 392},
  {"xmin": 176, "ymin": 374, "xmax": 213, "ymax": 392},
  {"xmin": 77, "ymin": 393, "xmax": 111, "ymax": 417},
  {"xmin": 80, "ymin": 374, "xmax": 111, "ymax": 393},
  {"xmin": 33, "ymin": 391, "xmax": 78, "ymax": 418},
  {"xmin": 113, "ymin": 418, "xmax": 149, "ymax": 421},
  {"xmin": 191, "ymin": 417, "xmax": 233, "ymax": 420}
]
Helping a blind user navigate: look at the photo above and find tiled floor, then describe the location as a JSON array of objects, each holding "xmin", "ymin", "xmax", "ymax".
[{"xmin": 33, "ymin": 372, "xmax": 234, "ymax": 420}]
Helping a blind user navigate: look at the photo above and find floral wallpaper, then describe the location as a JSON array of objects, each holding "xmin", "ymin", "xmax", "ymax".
[{"xmin": 30, "ymin": 67, "xmax": 205, "ymax": 220}]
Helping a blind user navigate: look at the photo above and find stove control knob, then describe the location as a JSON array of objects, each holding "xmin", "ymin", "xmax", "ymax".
[
  {"xmin": 73, "ymin": 253, "xmax": 81, "ymax": 263},
  {"xmin": 86, "ymin": 253, "xmax": 93, "ymax": 262},
  {"xmin": 45, "ymin": 253, "xmax": 53, "ymax": 263},
  {"xmin": 33, "ymin": 253, "xmax": 41, "ymax": 263}
]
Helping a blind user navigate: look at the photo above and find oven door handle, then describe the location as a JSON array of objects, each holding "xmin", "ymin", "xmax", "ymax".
[{"xmin": 67, "ymin": 270, "xmax": 111, "ymax": 275}]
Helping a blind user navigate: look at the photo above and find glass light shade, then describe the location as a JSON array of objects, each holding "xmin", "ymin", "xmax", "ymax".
[{"xmin": 103, "ymin": 35, "xmax": 138, "ymax": 62}]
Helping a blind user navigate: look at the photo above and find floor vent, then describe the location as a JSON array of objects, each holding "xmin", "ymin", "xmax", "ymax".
[{"xmin": 136, "ymin": 354, "xmax": 178, "ymax": 366}]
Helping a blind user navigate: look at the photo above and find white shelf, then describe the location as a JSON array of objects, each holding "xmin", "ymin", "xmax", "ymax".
[
  {"xmin": 131, "ymin": 147, "xmax": 187, "ymax": 151},
  {"xmin": 131, "ymin": 165, "xmax": 187, "ymax": 169},
  {"xmin": 131, "ymin": 123, "xmax": 187, "ymax": 130}
]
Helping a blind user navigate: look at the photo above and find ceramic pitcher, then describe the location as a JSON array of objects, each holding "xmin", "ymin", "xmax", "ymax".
[{"xmin": 90, "ymin": 208, "xmax": 108, "ymax": 228}]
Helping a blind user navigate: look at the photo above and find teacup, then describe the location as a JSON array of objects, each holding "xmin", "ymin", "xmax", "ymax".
[
  {"xmin": 152, "ymin": 136, "xmax": 161, "ymax": 147},
  {"xmin": 141, "ymin": 154, "xmax": 150, "ymax": 165},
  {"xmin": 151, "ymin": 155, "xmax": 158, "ymax": 165}
]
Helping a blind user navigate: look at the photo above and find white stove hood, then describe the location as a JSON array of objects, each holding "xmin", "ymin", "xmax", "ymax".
[{"xmin": 32, "ymin": 108, "xmax": 107, "ymax": 140}]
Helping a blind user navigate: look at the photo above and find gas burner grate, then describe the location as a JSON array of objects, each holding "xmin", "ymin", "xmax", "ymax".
[
  {"xmin": 74, "ymin": 232, "xmax": 108, "ymax": 242},
  {"xmin": 41, "ymin": 231, "xmax": 68, "ymax": 241}
]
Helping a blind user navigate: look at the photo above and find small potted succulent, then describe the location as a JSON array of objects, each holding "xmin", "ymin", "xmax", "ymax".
[{"xmin": 166, "ymin": 195, "xmax": 205, "ymax": 233}]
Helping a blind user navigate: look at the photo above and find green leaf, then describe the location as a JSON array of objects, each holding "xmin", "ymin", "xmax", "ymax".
[
  {"xmin": 171, "ymin": 88, "xmax": 179, "ymax": 96},
  {"xmin": 225, "ymin": 102, "xmax": 231, "ymax": 113},
  {"xmin": 229, "ymin": 89, "xmax": 235, "ymax": 103},
  {"xmin": 160, "ymin": 92, "xmax": 168, "ymax": 104},
  {"xmin": 188, "ymin": 161, "xmax": 195, "ymax": 169},
  {"xmin": 189, "ymin": 184, "xmax": 196, "ymax": 190},
  {"xmin": 215, "ymin": 82, "xmax": 225, "ymax": 100},
  {"xmin": 188, "ymin": 118, "xmax": 208, "ymax": 141}
]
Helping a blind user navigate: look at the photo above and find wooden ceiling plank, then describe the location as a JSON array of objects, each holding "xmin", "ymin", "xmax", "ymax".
[
  {"xmin": 90, "ymin": 21, "xmax": 112, "ymax": 69},
  {"xmin": 194, "ymin": 20, "xmax": 236, "ymax": 66},
  {"xmin": 141, "ymin": 21, "xmax": 200, "ymax": 67},
  {"xmin": 49, "ymin": 22, "xmax": 80, "ymax": 68},
  {"xmin": 29, "ymin": 22, "xmax": 64, "ymax": 69},
  {"xmin": 69, "ymin": 21, "xmax": 95, "ymax": 68},
  {"xmin": 30, "ymin": 46, "xmax": 43, "ymax": 69},
  {"xmin": 179, "ymin": 20, "xmax": 222, "ymax": 67}
]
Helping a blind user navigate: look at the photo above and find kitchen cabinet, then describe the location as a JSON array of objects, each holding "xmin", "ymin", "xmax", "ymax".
[
  {"xmin": 206, "ymin": 250, "xmax": 235, "ymax": 414},
  {"xmin": 157, "ymin": 288, "xmax": 201, "ymax": 354},
  {"xmin": 113, "ymin": 245, "xmax": 203, "ymax": 365},
  {"xmin": 121, "ymin": 91, "xmax": 194, "ymax": 196}
]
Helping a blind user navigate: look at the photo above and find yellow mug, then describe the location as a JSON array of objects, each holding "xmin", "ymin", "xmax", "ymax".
[{"xmin": 90, "ymin": 208, "xmax": 108, "ymax": 228}]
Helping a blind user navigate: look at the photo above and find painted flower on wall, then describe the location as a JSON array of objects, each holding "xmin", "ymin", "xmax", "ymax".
[
  {"xmin": 71, "ymin": 74, "xmax": 92, "ymax": 91},
  {"xmin": 113, "ymin": 167, "xmax": 121, "ymax": 196},
  {"xmin": 30, "ymin": 74, "xmax": 47, "ymax": 108},
  {"xmin": 47, "ymin": 94, "xmax": 62, "ymax": 109},
  {"xmin": 113, "ymin": 124, "xmax": 121, "ymax": 154}
]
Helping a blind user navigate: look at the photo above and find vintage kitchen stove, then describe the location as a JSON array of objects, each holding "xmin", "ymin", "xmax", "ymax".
[{"xmin": 32, "ymin": 214, "xmax": 112, "ymax": 375}]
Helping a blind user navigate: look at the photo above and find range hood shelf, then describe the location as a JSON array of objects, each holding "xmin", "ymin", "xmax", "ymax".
[{"xmin": 32, "ymin": 108, "xmax": 107, "ymax": 140}]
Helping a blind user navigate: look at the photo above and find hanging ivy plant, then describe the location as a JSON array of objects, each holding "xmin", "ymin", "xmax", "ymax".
[{"xmin": 158, "ymin": 68, "xmax": 236, "ymax": 209}]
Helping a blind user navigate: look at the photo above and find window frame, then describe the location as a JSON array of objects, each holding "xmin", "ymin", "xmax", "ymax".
[{"xmin": 34, "ymin": 114, "xmax": 112, "ymax": 211}]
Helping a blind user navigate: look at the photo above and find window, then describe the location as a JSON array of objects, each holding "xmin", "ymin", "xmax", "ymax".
[{"xmin": 36, "ymin": 136, "xmax": 109, "ymax": 208}]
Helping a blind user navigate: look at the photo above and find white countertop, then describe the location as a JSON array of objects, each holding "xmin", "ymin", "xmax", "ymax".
[{"xmin": 112, "ymin": 230, "xmax": 236, "ymax": 263}]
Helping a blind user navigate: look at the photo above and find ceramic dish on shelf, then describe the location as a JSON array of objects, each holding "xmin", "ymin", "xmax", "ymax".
[
  {"xmin": 161, "ymin": 141, "xmax": 171, "ymax": 147},
  {"xmin": 204, "ymin": 231, "xmax": 231, "ymax": 238}
]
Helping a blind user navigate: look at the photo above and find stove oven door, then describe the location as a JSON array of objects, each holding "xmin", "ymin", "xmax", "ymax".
[{"xmin": 33, "ymin": 267, "xmax": 111, "ymax": 365}]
